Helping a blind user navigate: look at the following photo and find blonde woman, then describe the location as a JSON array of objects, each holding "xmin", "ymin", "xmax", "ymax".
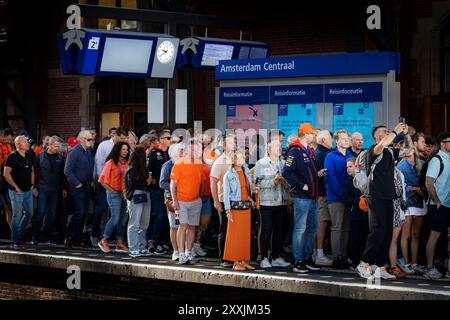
[{"xmin": 223, "ymin": 149, "xmax": 255, "ymax": 271}]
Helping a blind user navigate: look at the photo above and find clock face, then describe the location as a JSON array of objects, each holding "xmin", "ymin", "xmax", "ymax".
[{"xmin": 156, "ymin": 40, "xmax": 175, "ymax": 64}]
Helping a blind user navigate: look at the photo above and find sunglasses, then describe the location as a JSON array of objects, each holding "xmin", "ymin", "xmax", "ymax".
[
  {"xmin": 161, "ymin": 136, "xmax": 172, "ymax": 140},
  {"xmin": 83, "ymin": 138, "xmax": 93, "ymax": 142}
]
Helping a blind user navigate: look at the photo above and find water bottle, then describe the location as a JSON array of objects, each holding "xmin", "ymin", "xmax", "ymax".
[{"xmin": 175, "ymin": 211, "xmax": 180, "ymax": 225}]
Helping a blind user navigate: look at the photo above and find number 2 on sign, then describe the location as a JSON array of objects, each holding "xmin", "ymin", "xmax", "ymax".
[{"xmin": 88, "ymin": 37, "xmax": 100, "ymax": 50}]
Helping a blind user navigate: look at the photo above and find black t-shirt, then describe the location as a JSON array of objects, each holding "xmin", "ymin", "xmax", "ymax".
[
  {"xmin": 368, "ymin": 146, "xmax": 395, "ymax": 200},
  {"xmin": 4, "ymin": 150, "xmax": 35, "ymax": 191}
]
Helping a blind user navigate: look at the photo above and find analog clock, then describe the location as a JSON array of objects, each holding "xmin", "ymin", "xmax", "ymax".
[{"xmin": 156, "ymin": 40, "xmax": 175, "ymax": 64}]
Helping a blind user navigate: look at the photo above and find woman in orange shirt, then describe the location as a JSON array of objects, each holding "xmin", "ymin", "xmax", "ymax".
[{"xmin": 98, "ymin": 142, "xmax": 130, "ymax": 253}]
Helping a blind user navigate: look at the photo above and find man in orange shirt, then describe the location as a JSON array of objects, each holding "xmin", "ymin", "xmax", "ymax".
[{"xmin": 170, "ymin": 140, "xmax": 204, "ymax": 264}]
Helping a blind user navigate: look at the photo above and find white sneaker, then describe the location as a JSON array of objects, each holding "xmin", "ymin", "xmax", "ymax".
[
  {"xmin": 193, "ymin": 244, "xmax": 207, "ymax": 257},
  {"xmin": 400, "ymin": 263, "xmax": 415, "ymax": 275},
  {"xmin": 186, "ymin": 252, "xmax": 199, "ymax": 263},
  {"xmin": 271, "ymin": 257, "xmax": 291, "ymax": 268},
  {"xmin": 356, "ymin": 261, "xmax": 373, "ymax": 279},
  {"xmin": 315, "ymin": 255, "xmax": 333, "ymax": 267},
  {"xmin": 129, "ymin": 250, "xmax": 141, "ymax": 258},
  {"xmin": 378, "ymin": 266, "xmax": 396, "ymax": 280},
  {"xmin": 172, "ymin": 251, "xmax": 179, "ymax": 261},
  {"xmin": 260, "ymin": 258, "xmax": 272, "ymax": 269},
  {"xmin": 177, "ymin": 253, "xmax": 189, "ymax": 264},
  {"xmin": 423, "ymin": 267, "xmax": 443, "ymax": 280}
]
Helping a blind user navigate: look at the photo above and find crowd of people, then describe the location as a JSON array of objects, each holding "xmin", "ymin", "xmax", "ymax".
[{"xmin": 0, "ymin": 121, "xmax": 449, "ymax": 281}]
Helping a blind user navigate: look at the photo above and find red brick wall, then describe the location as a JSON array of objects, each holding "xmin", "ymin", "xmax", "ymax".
[{"xmin": 46, "ymin": 77, "xmax": 82, "ymax": 139}]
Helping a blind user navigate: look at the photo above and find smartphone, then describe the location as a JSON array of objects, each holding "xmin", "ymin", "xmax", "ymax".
[{"xmin": 398, "ymin": 116, "xmax": 405, "ymax": 123}]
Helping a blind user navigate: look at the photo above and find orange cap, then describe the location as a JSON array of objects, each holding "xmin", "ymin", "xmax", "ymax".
[{"xmin": 298, "ymin": 123, "xmax": 319, "ymax": 135}]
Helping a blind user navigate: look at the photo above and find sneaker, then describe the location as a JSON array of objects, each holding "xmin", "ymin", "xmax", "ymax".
[
  {"xmin": 73, "ymin": 242, "xmax": 90, "ymax": 249},
  {"xmin": 98, "ymin": 239, "xmax": 111, "ymax": 253},
  {"xmin": 90, "ymin": 236, "xmax": 99, "ymax": 247},
  {"xmin": 129, "ymin": 250, "xmax": 142, "ymax": 258},
  {"xmin": 172, "ymin": 251, "xmax": 180, "ymax": 261},
  {"xmin": 397, "ymin": 258, "xmax": 406, "ymax": 270},
  {"xmin": 220, "ymin": 261, "xmax": 233, "ymax": 268},
  {"xmin": 315, "ymin": 255, "xmax": 333, "ymax": 267},
  {"xmin": 31, "ymin": 239, "xmax": 38, "ymax": 246},
  {"xmin": 445, "ymin": 272, "xmax": 450, "ymax": 279},
  {"xmin": 115, "ymin": 244, "xmax": 129, "ymax": 253},
  {"xmin": 154, "ymin": 245, "xmax": 166, "ymax": 255},
  {"xmin": 305, "ymin": 259, "xmax": 321, "ymax": 271},
  {"xmin": 293, "ymin": 261, "xmax": 309, "ymax": 273},
  {"xmin": 186, "ymin": 252, "xmax": 199, "ymax": 263},
  {"xmin": 378, "ymin": 266, "xmax": 396, "ymax": 280},
  {"xmin": 271, "ymin": 257, "xmax": 291, "ymax": 268},
  {"xmin": 423, "ymin": 266, "xmax": 443, "ymax": 280},
  {"xmin": 177, "ymin": 254, "xmax": 189, "ymax": 265},
  {"xmin": 356, "ymin": 261, "xmax": 373, "ymax": 279},
  {"xmin": 411, "ymin": 263, "xmax": 426, "ymax": 275},
  {"xmin": 10, "ymin": 243, "xmax": 24, "ymax": 250},
  {"xmin": 192, "ymin": 244, "xmax": 207, "ymax": 257},
  {"xmin": 139, "ymin": 249, "xmax": 152, "ymax": 257},
  {"xmin": 400, "ymin": 263, "xmax": 415, "ymax": 275},
  {"xmin": 260, "ymin": 258, "xmax": 272, "ymax": 269},
  {"xmin": 390, "ymin": 266, "xmax": 406, "ymax": 279}
]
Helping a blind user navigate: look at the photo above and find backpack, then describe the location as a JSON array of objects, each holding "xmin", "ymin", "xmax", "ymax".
[
  {"xmin": 353, "ymin": 147, "xmax": 393, "ymax": 196},
  {"xmin": 418, "ymin": 154, "xmax": 444, "ymax": 198}
]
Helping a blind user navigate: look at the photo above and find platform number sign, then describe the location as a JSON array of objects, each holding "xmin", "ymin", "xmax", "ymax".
[{"xmin": 88, "ymin": 37, "xmax": 100, "ymax": 50}]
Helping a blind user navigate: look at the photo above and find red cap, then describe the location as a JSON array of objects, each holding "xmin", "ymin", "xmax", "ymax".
[{"xmin": 67, "ymin": 137, "xmax": 78, "ymax": 147}]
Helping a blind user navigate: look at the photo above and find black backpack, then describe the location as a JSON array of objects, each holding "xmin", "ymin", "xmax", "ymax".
[{"xmin": 419, "ymin": 154, "xmax": 444, "ymax": 198}]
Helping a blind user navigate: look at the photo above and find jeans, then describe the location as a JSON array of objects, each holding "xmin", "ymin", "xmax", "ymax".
[
  {"xmin": 127, "ymin": 190, "xmax": 151, "ymax": 252},
  {"xmin": 103, "ymin": 191, "xmax": 128, "ymax": 241},
  {"xmin": 260, "ymin": 205, "xmax": 285, "ymax": 259},
  {"xmin": 362, "ymin": 197, "xmax": 393, "ymax": 266},
  {"xmin": 32, "ymin": 187, "xmax": 59, "ymax": 242},
  {"xmin": 9, "ymin": 189, "xmax": 33, "ymax": 244},
  {"xmin": 91, "ymin": 183, "xmax": 108, "ymax": 238},
  {"xmin": 292, "ymin": 198, "xmax": 318, "ymax": 263},
  {"xmin": 146, "ymin": 188, "xmax": 167, "ymax": 245},
  {"xmin": 66, "ymin": 184, "xmax": 91, "ymax": 245}
]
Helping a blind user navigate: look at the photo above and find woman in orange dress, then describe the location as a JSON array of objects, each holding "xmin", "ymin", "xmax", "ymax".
[{"xmin": 223, "ymin": 150, "xmax": 255, "ymax": 271}]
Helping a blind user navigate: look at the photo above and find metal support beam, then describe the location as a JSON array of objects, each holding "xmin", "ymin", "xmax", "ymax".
[{"xmin": 77, "ymin": 4, "xmax": 257, "ymax": 30}]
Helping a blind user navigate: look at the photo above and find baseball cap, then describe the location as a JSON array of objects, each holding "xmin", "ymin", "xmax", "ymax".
[
  {"xmin": 298, "ymin": 123, "xmax": 319, "ymax": 135},
  {"xmin": 67, "ymin": 137, "xmax": 78, "ymax": 147}
]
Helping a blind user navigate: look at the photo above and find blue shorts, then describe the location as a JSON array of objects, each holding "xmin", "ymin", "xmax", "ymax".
[{"xmin": 200, "ymin": 197, "xmax": 212, "ymax": 217}]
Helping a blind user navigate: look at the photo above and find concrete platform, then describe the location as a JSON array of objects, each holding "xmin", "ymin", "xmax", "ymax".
[{"xmin": 0, "ymin": 243, "xmax": 449, "ymax": 300}]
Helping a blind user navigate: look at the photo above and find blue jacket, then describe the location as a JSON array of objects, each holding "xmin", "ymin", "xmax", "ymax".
[
  {"xmin": 34, "ymin": 151, "xmax": 65, "ymax": 193},
  {"xmin": 159, "ymin": 159, "xmax": 174, "ymax": 192},
  {"xmin": 314, "ymin": 144, "xmax": 331, "ymax": 197},
  {"xmin": 223, "ymin": 166, "xmax": 253, "ymax": 211},
  {"xmin": 64, "ymin": 144, "xmax": 94, "ymax": 187},
  {"xmin": 282, "ymin": 143, "xmax": 319, "ymax": 200},
  {"xmin": 324, "ymin": 149, "xmax": 352, "ymax": 203}
]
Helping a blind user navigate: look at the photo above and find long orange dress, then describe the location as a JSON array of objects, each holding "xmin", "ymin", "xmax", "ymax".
[{"xmin": 223, "ymin": 168, "xmax": 251, "ymax": 262}]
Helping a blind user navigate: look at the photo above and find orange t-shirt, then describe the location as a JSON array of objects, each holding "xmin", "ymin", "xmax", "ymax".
[
  {"xmin": 170, "ymin": 158, "xmax": 204, "ymax": 202},
  {"xmin": 98, "ymin": 159, "xmax": 128, "ymax": 192},
  {"xmin": 34, "ymin": 146, "xmax": 44, "ymax": 156},
  {"xmin": 0, "ymin": 143, "xmax": 13, "ymax": 167}
]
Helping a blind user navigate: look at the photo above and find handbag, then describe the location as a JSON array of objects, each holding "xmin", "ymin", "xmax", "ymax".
[
  {"xmin": 133, "ymin": 193, "xmax": 148, "ymax": 204},
  {"xmin": 230, "ymin": 200, "xmax": 252, "ymax": 210}
]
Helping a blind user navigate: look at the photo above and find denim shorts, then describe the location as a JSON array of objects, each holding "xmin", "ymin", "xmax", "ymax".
[{"xmin": 200, "ymin": 197, "xmax": 212, "ymax": 217}]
